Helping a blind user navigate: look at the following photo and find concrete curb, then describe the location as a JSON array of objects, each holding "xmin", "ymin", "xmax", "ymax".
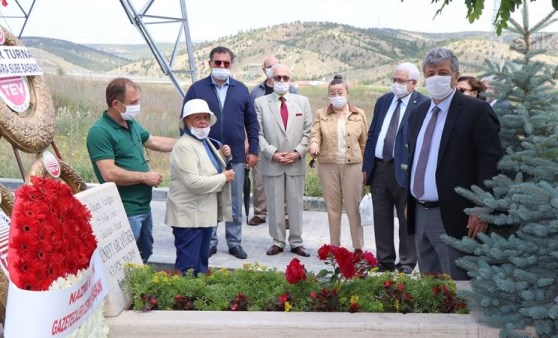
[
  {"xmin": 106, "ymin": 310, "xmax": 499, "ymax": 338},
  {"xmin": 0, "ymin": 178, "xmax": 327, "ymax": 211}
]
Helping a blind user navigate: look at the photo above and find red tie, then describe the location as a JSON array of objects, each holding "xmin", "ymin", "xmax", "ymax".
[{"xmin": 279, "ymin": 96, "xmax": 288, "ymax": 128}]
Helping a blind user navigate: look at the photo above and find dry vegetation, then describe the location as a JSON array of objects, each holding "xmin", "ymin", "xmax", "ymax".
[{"xmin": 0, "ymin": 74, "xmax": 385, "ymax": 196}]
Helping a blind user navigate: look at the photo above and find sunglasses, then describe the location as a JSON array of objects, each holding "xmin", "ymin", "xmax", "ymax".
[
  {"xmin": 212, "ymin": 60, "xmax": 231, "ymax": 68},
  {"xmin": 273, "ymin": 75, "xmax": 291, "ymax": 82}
]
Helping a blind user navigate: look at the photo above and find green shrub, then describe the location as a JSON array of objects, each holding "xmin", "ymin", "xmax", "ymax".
[{"xmin": 122, "ymin": 250, "xmax": 468, "ymax": 314}]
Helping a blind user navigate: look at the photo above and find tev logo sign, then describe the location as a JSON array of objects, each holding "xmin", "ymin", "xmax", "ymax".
[
  {"xmin": 42, "ymin": 151, "xmax": 61, "ymax": 178},
  {"xmin": 0, "ymin": 76, "xmax": 30, "ymax": 112}
]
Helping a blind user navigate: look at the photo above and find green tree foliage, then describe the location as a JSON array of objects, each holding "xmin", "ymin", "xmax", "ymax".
[
  {"xmin": 444, "ymin": 3, "xmax": 558, "ymax": 336},
  {"xmin": 429, "ymin": 0, "xmax": 558, "ymax": 34}
]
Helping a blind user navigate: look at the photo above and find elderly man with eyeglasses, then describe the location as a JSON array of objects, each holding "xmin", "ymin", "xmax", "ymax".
[
  {"xmin": 183, "ymin": 46, "xmax": 259, "ymax": 260},
  {"xmin": 362, "ymin": 62, "xmax": 429, "ymax": 274},
  {"xmin": 248, "ymin": 56, "xmax": 299, "ymax": 227},
  {"xmin": 254, "ymin": 64, "xmax": 313, "ymax": 258}
]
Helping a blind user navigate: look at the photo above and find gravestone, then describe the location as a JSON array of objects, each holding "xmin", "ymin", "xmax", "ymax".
[{"xmin": 75, "ymin": 182, "xmax": 142, "ymax": 317}]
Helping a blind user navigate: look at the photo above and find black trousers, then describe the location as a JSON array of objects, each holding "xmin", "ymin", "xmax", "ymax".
[{"xmin": 370, "ymin": 162, "xmax": 416, "ymax": 270}]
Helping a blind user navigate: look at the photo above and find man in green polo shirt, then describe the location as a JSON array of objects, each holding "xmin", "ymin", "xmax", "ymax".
[{"xmin": 87, "ymin": 78, "xmax": 176, "ymax": 262}]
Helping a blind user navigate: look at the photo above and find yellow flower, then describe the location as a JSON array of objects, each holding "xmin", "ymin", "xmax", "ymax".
[
  {"xmin": 350, "ymin": 295, "xmax": 359, "ymax": 305},
  {"xmin": 284, "ymin": 301, "xmax": 292, "ymax": 312}
]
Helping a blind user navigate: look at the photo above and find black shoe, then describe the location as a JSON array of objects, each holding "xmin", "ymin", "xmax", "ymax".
[
  {"xmin": 377, "ymin": 263, "xmax": 395, "ymax": 272},
  {"xmin": 209, "ymin": 246, "xmax": 217, "ymax": 257},
  {"xmin": 396, "ymin": 265, "xmax": 414, "ymax": 274},
  {"xmin": 229, "ymin": 246, "xmax": 248, "ymax": 259}
]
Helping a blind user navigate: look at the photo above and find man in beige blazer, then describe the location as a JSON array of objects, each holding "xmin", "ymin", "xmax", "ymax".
[{"xmin": 254, "ymin": 64, "xmax": 313, "ymax": 257}]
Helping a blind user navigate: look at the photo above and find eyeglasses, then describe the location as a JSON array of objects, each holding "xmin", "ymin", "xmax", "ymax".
[
  {"xmin": 273, "ymin": 75, "xmax": 291, "ymax": 82},
  {"xmin": 391, "ymin": 78, "xmax": 412, "ymax": 84},
  {"xmin": 212, "ymin": 60, "xmax": 231, "ymax": 68}
]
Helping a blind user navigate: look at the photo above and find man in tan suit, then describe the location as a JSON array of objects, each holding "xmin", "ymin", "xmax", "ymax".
[{"xmin": 255, "ymin": 64, "xmax": 312, "ymax": 257}]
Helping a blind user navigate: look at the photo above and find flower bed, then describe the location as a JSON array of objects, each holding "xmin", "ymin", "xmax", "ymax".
[{"xmin": 122, "ymin": 245, "xmax": 467, "ymax": 314}]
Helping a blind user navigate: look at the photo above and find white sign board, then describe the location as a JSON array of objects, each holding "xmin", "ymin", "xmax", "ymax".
[
  {"xmin": 75, "ymin": 183, "xmax": 142, "ymax": 317},
  {"xmin": 0, "ymin": 46, "xmax": 42, "ymax": 78},
  {"xmin": 5, "ymin": 249, "xmax": 107, "ymax": 337}
]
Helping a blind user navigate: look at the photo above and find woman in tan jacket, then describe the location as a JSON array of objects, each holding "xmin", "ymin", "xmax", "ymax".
[
  {"xmin": 308, "ymin": 75, "xmax": 368, "ymax": 251},
  {"xmin": 165, "ymin": 99, "xmax": 235, "ymax": 276}
]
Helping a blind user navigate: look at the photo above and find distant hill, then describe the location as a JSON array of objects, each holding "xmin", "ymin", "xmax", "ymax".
[
  {"xmin": 19, "ymin": 22, "xmax": 558, "ymax": 86},
  {"xmin": 21, "ymin": 37, "xmax": 130, "ymax": 72}
]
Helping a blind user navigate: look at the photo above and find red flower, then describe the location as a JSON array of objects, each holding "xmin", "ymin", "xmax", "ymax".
[
  {"xmin": 362, "ymin": 251, "xmax": 378, "ymax": 267},
  {"xmin": 285, "ymin": 257, "xmax": 307, "ymax": 284},
  {"xmin": 317, "ymin": 244, "xmax": 337, "ymax": 260},
  {"xmin": 229, "ymin": 292, "xmax": 249, "ymax": 311},
  {"xmin": 8, "ymin": 177, "xmax": 97, "ymax": 291},
  {"xmin": 278, "ymin": 293, "xmax": 289, "ymax": 303},
  {"xmin": 334, "ymin": 247, "xmax": 357, "ymax": 278}
]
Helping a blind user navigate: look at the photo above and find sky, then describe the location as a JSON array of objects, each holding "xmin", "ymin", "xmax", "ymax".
[{"xmin": 0, "ymin": 0, "xmax": 556, "ymax": 44}]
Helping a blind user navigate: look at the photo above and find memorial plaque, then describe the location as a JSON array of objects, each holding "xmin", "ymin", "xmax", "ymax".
[{"xmin": 75, "ymin": 183, "xmax": 142, "ymax": 317}]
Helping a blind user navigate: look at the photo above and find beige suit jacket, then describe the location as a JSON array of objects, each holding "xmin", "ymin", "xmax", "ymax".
[
  {"xmin": 165, "ymin": 134, "xmax": 232, "ymax": 228},
  {"xmin": 255, "ymin": 92, "xmax": 313, "ymax": 176}
]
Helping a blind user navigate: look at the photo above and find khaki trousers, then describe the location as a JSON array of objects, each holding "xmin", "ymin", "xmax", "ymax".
[
  {"xmin": 251, "ymin": 156, "xmax": 267, "ymax": 219},
  {"xmin": 318, "ymin": 163, "xmax": 364, "ymax": 249}
]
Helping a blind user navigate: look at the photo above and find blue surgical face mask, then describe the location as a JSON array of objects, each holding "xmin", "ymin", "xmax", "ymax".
[{"xmin": 329, "ymin": 96, "xmax": 347, "ymax": 109}]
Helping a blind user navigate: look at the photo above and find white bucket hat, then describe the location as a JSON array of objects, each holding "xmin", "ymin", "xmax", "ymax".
[{"xmin": 180, "ymin": 99, "xmax": 217, "ymax": 126}]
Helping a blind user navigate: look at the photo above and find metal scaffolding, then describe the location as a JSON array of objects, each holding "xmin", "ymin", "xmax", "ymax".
[
  {"xmin": 119, "ymin": 0, "xmax": 197, "ymax": 98},
  {"xmin": 0, "ymin": 0, "xmax": 197, "ymax": 99},
  {"xmin": 0, "ymin": 0, "xmax": 36, "ymax": 39}
]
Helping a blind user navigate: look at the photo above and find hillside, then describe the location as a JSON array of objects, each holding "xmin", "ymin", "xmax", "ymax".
[
  {"xmin": 19, "ymin": 22, "xmax": 558, "ymax": 86},
  {"xmin": 21, "ymin": 37, "xmax": 131, "ymax": 72}
]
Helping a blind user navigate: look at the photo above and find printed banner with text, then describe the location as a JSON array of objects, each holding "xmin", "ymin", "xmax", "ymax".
[{"xmin": 4, "ymin": 249, "xmax": 108, "ymax": 337}]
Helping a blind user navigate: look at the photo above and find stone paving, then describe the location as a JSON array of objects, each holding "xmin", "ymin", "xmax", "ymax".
[
  {"xmin": 149, "ymin": 199, "xmax": 401, "ymax": 273},
  {"xmin": 0, "ymin": 179, "xmax": 402, "ymax": 273}
]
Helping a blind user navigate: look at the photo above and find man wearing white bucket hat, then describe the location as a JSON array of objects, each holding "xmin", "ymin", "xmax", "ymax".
[{"xmin": 165, "ymin": 99, "xmax": 235, "ymax": 275}]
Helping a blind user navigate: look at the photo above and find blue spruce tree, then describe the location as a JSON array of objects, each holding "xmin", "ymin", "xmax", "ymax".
[{"xmin": 444, "ymin": 3, "xmax": 558, "ymax": 337}]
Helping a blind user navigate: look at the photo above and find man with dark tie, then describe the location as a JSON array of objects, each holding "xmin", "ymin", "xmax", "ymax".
[
  {"xmin": 248, "ymin": 56, "xmax": 298, "ymax": 227},
  {"xmin": 254, "ymin": 64, "xmax": 313, "ymax": 257},
  {"xmin": 406, "ymin": 48, "xmax": 503, "ymax": 280},
  {"xmin": 362, "ymin": 62, "xmax": 428, "ymax": 273}
]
